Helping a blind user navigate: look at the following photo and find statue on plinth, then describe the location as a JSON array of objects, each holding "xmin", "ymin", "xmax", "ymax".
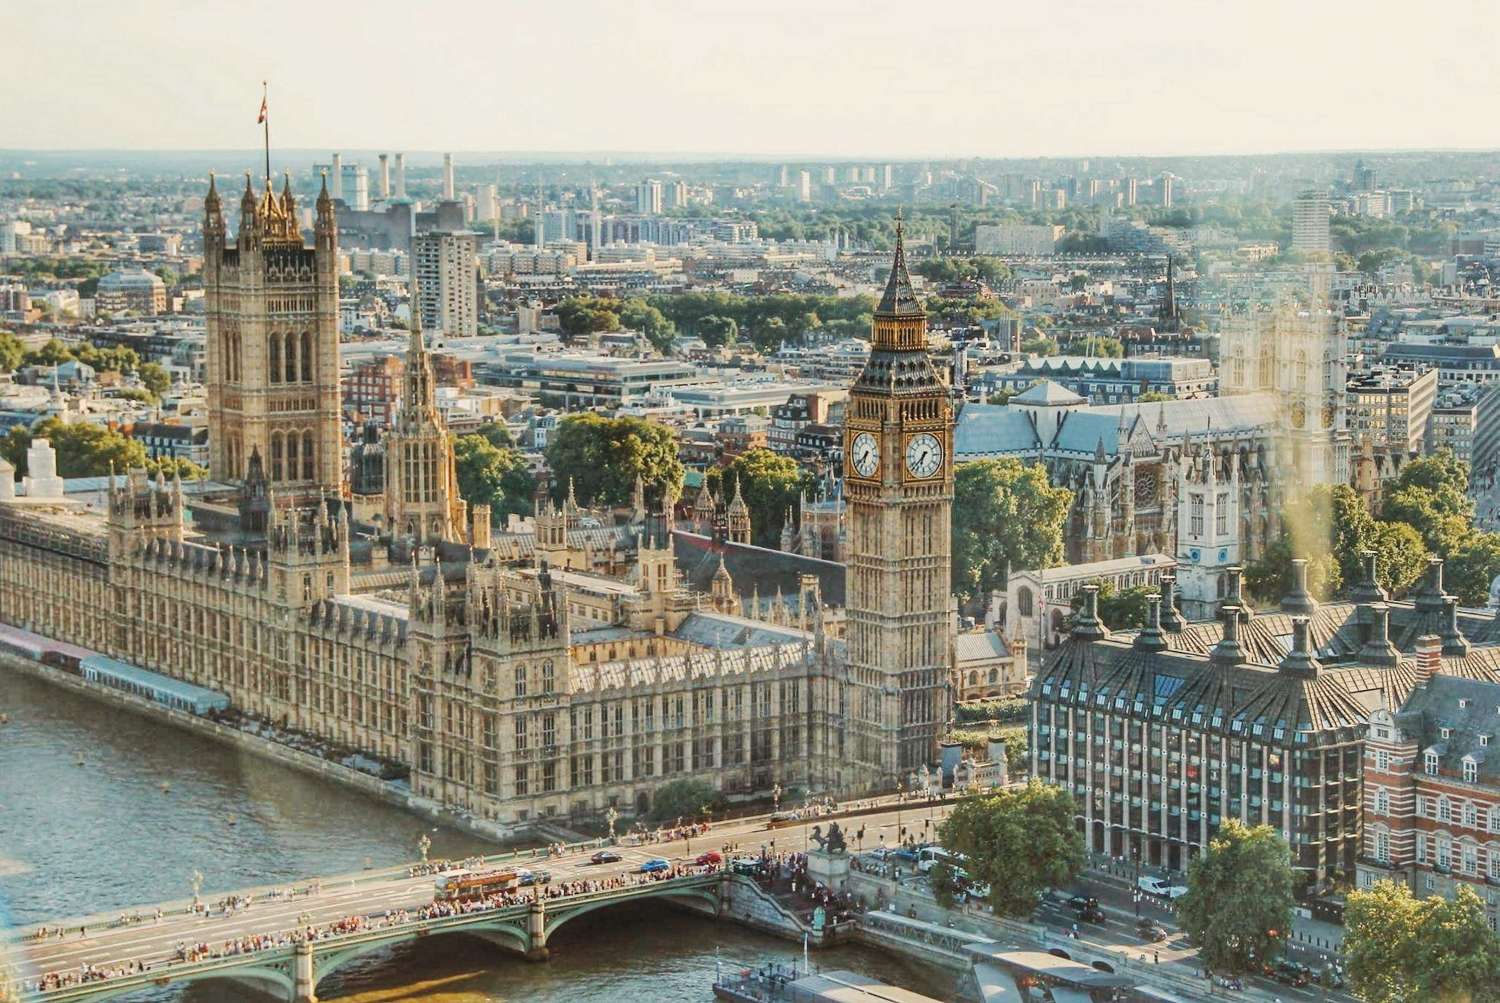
[{"xmin": 810, "ymin": 821, "xmax": 847, "ymax": 854}]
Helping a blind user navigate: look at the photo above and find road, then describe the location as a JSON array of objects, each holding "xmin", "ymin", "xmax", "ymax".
[
  {"xmin": 869, "ymin": 856, "xmax": 1354, "ymax": 1003},
  {"xmin": 12, "ymin": 797, "xmax": 945, "ymax": 990}
]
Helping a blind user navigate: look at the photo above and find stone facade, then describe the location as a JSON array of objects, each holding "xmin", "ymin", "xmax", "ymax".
[
  {"xmin": 843, "ymin": 220, "xmax": 954, "ymax": 782},
  {"xmin": 0, "ymin": 207, "xmax": 953, "ymax": 827}
]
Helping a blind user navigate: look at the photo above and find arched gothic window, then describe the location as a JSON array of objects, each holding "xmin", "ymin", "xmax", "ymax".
[
  {"xmin": 268, "ymin": 335, "xmax": 280, "ymax": 384},
  {"xmin": 302, "ymin": 431, "xmax": 314, "ymax": 481},
  {"xmin": 284, "ymin": 332, "xmax": 298, "ymax": 383}
]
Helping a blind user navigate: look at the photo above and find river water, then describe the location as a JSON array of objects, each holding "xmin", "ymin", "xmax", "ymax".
[{"xmin": 0, "ymin": 670, "xmax": 955, "ymax": 1002}]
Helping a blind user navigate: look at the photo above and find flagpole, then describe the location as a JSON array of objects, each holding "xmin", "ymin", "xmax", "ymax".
[{"xmin": 262, "ymin": 81, "xmax": 271, "ymax": 186}]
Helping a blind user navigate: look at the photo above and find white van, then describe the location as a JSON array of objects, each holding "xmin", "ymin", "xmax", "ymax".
[{"xmin": 916, "ymin": 846, "xmax": 967, "ymax": 874}]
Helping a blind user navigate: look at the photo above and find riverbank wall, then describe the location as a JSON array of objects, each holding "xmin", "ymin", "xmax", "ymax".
[{"xmin": 0, "ymin": 653, "xmax": 533, "ymax": 849}]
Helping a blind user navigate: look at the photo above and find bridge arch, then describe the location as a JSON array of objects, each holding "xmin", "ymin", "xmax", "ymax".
[
  {"xmin": 43, "ymin": 965, "xmax": 295, "ymax": 1003},
  {"xmin": 313, "ymin": 921, "xmax": 530, "ymax": 992},
  {"xmin": 543, "ymin": 885, "xmax": 720, "ymax": 942}
]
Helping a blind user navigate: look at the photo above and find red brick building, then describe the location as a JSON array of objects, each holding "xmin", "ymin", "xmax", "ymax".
[{"xmin": 1359, "ymin": 631, "xmax": 1500, "ymax": 931}]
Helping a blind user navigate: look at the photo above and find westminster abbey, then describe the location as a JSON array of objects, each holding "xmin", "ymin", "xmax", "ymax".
[{"xmin": 0, "ymin": 180, "xmax": 956, "ymax": 826}]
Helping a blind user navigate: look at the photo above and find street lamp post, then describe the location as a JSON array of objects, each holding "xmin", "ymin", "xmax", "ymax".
[
  {"xmin": 606, "ymin": 806, "xmax": 619, "ymax": 843},
  {"xmin": 1132, "ymin": 844, "xmax": 1142, "ymax": 917},
  {"xmin": 773, "ymin": 782, "xmax": 783, "ymax": 813},
  {"xmin": 418, "ymin": 833, "xmax": 431, "ymax": 864},
  {"xmin": 190, "ymin": 870, "xmax": 204, "ymax": 910},
  {"xmin": 896, "ymin": 780, "xmax": 904, "ymax": 853}
]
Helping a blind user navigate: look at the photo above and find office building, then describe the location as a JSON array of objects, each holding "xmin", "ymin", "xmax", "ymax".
[
  {"xmin": 636, "ymin": 179, "xmax": 662, "ymax": 215},
  {"xmin": 340, "ymin": 163, "xmax": 369, "ymax": 212},
  {"xmin": 1033, "ymin": 560, "xmax": 1500, "ymax": 888},
  {"xmin": 413, "ymin": 231, "xmax": 479, "ymax": 337},
  {"xmin": 95, "ymin": 268, "xmax": 168, "ymax": 316},
  {"xmin": 797, "ymin": 170, "xmax": 812, "ymax": 203},
  {"xmin": 1292, "ymin": 191, "xmax": 1332, "ymax": 254},
  {"xmin": 1347, "ymin": 365, "xmax": 1439, "ymax": 455},
  {"xmin": 973, "ymin": 223, "xmax": 1064, "ymax": 256}
]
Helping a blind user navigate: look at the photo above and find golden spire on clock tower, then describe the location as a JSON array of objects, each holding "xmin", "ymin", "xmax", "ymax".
[{"xmin": 871, "ymin": 214, "xmax": 928, "ymax": 351}]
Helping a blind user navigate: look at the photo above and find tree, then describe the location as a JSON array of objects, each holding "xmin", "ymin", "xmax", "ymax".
[
  {"xmin": 544, "ymin": 413, "xmax": 684, "ymax": 508},
  {"xmin": 952, "ymin": 458, "xmax": 1072, "ymax": 603},
  {"xmin": 647, "ymin": 778, "xmax": 723, "ymax": 823},
  {"xmin": 938, "ymin": 780, "xmax": 1084, "ymax": 918},
  {"xmin": 24, "ymin": 339, "xmax": 73, "ymax": 367},
  {"xmin": 705, "ymin": 448, "xmax": 806, "ymax": 548},
  {"xmin": 1244, "ymin": 534, "xmax": 1340, "ymax": 606},
  {"xmin": 1070, "ymin": 580, "xmax": 1153, "ymax": 630},
  {"xmin": 1380, "ymin": 450, "xmax": 1474, "ymax": 557},
  {"xmin": 1020, "ymin": 335, "xmax": 1057, "ymax": 356},
  {"xmin": 554, "ymin": 295, "xmax": 620, "ymax": 340},
  {"xmin": 1137, "ymin": 391, "xmax": 1170, "ymax": 403},
  {"xmin": 697, "ymin": 314, "xmax": 738, "ymax": 349},
  {"xmin": 471, "ymin": 421, "xmax": 514, "ymax": 449},
  {"xmin": 1446, "ymin": 531, "xmax": 1500, "ymax": 606},
  {"xmin": 147, "ymin": 456, "xmax": 207, "ymax": 480},
  {"xmin": 618, "ymin": 299, "xmax": 676, "ymax": 353},
  {"xmin": 2, "ymin": 417, "xmax": 147, "ymax": 477},
  {"xmin": 1176, "ymin": 821, "xmax": 1294, "ymax": 977},
  {"xmin": 0, "ymin": 333, "xmax": 24, "ymax": 373},
  {"xmin": 454, "ymin": 433, "xmax": 535, "ymax": 523},
  {"xmin": 138, "ymin": 361, "xmax": 171, "ymax": 397},
  {"xmin": 1344, "ymin": 882, "xmax": 1500, "ymax": 1003},
  {"xmin": 929, "ymin": 860, "xmax": 961, "ymax": 909},
  {"xmin": 1369, "ymin": 520, "xmax": 1428, "ymax": 597}
]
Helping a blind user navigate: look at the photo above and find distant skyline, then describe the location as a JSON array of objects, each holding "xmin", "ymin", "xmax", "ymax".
[{"xmin": 8, "ymin": 0, "xmax": 1497, "ymax": 158}]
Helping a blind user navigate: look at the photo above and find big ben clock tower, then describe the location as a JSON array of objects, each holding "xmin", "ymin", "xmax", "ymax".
[{"xmin": 844, "ymin": 218, "xmax": 954, "ymax": 787}]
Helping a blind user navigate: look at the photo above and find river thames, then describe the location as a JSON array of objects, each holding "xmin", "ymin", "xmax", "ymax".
[{"xmin": 0, "ymin": 670, "xmax": 954, "ymax": 1002}]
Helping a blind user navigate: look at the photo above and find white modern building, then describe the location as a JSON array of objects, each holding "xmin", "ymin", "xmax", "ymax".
[
  {"xmin": 414, "ymin": 231, "xmax": 478, "ymax": 337},
  {"xmin": 1292, "ymin": 190, "xmax": 1331, "ymax": 254}
]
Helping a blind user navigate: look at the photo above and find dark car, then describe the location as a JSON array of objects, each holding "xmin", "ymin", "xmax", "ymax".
[
  {"xmin": 1273, "ymin": 961, "xmax": 1311, "ymax": 987},
  {"xmin": 1136, "ymin": 919, "xmax": 1168, "ymax": 942},
  {"xmin": 590, "ymin": 850, "xmax": 622, "ymax": 865},
  {"xmin": 1077, "ymin": 903, "xmax": 1107, "ymax": 924},
  {"xmin": 518, "ymin": 869, "xmax": 551, "ymax": 886}
]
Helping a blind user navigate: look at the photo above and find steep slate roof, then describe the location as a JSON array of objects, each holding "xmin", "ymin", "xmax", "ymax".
[
  {"xmin": 1396, "ymin": 675, "xmax": 1500, "ymax": 783},
  {"xmin": 672, "ymin": 529, "xmax": 845, "ymax": 605},
  {"xmin": 954, "ymin": 407, "xmax": 1043, "ymax": 458},
  {"xmin": 875, "ymin": 222, "xmax": 923, "ymax": 318},
  {"xmin": 1012, "ymin": 381, "xmax": 1085, "ymax": 406},
  {"xmin": 953, "ymin": 391, "xmax": 1281, "ymax": 460}
]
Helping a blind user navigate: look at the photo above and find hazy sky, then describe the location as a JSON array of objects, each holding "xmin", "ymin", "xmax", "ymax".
[{"xmin": 8, "ymin": 0, "xmax": 1496, "ymax": 157}]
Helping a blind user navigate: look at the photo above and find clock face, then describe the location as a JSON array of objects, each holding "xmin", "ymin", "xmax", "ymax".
[
  {"xmin": 905, "ymin": 433, "xmax": 943, "ymax": 478},
  {"xmin": 851, "ymin": 432, "xmax": 880, "ymax": 478}
]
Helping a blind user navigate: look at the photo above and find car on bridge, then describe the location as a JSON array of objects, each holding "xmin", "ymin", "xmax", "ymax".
[
  {"xmin": 731, "ymin": 857, "xmax": 763, "ymax": 875},
  {"xmin": 590, "ymin": 850, "xmax": 623, "ymax": 864},
  {"xmin": 640, "ymin": 857, "xmax": 670, "ymax": 874},
  {"xmin": 1075, "ymin": 897, "xmax": 1106, "ymax": 924},
  {"xmin": 695, "ymin": 851, "xmax": 722, "ymax": 866},
  {"xmin": 1136, "ymin": 918, "xmax": 1169, "ymax": 942},
  {"xmin": 1137, "ymin": 875, "xmax": 1188, "ymax": 900},
  {"xmin": 517, "ymin": 868, "xmax": 552, "ymax": 887}
]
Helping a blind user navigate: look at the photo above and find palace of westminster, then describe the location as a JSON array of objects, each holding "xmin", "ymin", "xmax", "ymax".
[
  {"xmin": 5, "ymin": 173, "xmax": 1496, "ymax": 893},
  {"xmin": 0, "ymin": 175, "xmax": 956, "ymax": 826}
]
